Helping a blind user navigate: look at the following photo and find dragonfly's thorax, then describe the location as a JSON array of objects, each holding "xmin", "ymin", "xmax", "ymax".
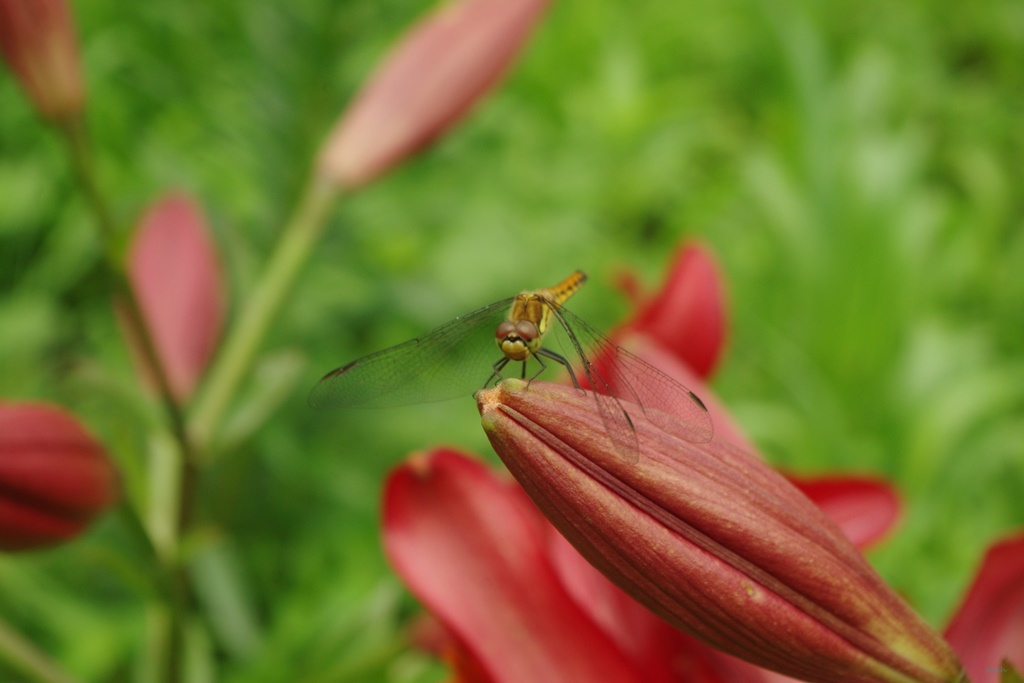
[{"xmin": 495, "ymin": 294, "xmax": 551, "ymax": 361}]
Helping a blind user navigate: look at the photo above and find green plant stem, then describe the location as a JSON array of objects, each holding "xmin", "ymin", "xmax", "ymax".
[
  {"xmin": 59, "ymin": 118, "xmax": 194, "ymax": 464},
  {"xmin": 59, "ymin": 117, "xmax": 197, "ymax": 683},
  {"xmin": 116, "ymin": 501, "xmax": 161, "ymax": 587},
  {"xmin": 139, "ymin": 432, "xmax": 191, "ymax": 683},
  {"xmin": 0, "ymin": 617, "xmax": 83, "ymax": 683},
  {"xmin": 189, "ymin": 178, "xmax": 337, "ymax": 452}
]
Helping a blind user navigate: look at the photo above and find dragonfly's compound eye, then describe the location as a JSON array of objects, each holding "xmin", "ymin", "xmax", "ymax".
[
  {"xmin": 515, "ymin": 320, "xmax": 538, "ymax": 341},
  {"xmin": 496, "ymin": 321, "xmax": 517, "ymax": 341}
]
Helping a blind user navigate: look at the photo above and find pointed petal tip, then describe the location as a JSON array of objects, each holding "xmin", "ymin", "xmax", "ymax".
[{"xmin": 476, "ymin": 379, "xmax": 527, "ymax": 417}]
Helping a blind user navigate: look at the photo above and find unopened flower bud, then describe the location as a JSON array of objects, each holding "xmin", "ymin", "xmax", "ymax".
[
  {"xmin": 317, "ymin": 0, "xmax": 550, "ymax": 189},
  {"xmin": 478, "ymin": 380, "xmax": 964, "ymax": 683},
  {"xmin": 0, "ymin": 402, "xmax": 118, "ymax": 551},
  {"xmin": 0, "ymin": 0, "xmax": 85, "ymax": 121},
  {"xmin": 123, "ymin": 193, "xmax": 224, "ymax": 401}
]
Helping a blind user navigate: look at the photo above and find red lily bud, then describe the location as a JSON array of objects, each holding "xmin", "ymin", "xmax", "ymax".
[
  {"xmin": 0, "ymin": 403, "xmax": 118, "ymax": 551},
  {"xmin": 0, "ymin": 0, "xmax": 84, "ymax": 121},
  {"xmin": 478, "ymin": 380, "xmax": 964, "ymax": 683},
  {"xmin": 317, "ymin": 0, "xmax": 550, "ymax": 189},
  {"xmin": 124, "ymin": 193, "xmax": 224, "ymax": 401}
]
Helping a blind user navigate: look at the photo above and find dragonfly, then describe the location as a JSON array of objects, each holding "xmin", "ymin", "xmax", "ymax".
[{"xmin": 309, "ymin": 271, "xmax": 713, "ymax": 461}]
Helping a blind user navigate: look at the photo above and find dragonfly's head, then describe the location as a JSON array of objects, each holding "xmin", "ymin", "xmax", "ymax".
[{"xmin": 495, "ymin": 320, "xmax": 540, "ymax": 361}]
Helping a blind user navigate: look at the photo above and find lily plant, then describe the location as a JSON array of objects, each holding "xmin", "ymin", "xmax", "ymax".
[{"xmin": 382, "ymin": 245, "xmax": 1024, "ymax": 683}]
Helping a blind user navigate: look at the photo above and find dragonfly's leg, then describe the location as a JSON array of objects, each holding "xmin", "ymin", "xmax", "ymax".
[
  {"xmin": 534, "ymin": 347, "xmax": 580, "ymax": 388},
  {"xmin": 485, "ymin": 357, "xmax": 511, "ymax": 388},
  {"xmin": 520, "ymin": 360, "xmax": 527, "ymax": 380},
  {"xmin": 528, "ymin": 353, "xmax": 547, "ymax": 383}
]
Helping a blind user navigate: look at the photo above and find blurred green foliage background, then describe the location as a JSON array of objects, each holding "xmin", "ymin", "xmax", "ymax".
[{"xmin": 1, "ymin": 0, "xmax": 1022, "ymax": 681}]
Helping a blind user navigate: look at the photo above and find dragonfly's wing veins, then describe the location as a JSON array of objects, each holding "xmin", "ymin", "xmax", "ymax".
[
  {"xmin": 308, "ymin": 298, "xmax": 514, "ymax": 409},
  {"xmin": 309, "ymin": 287, "xmax": 713, "ymax": 466},
  {"xmin": 545, "ymin": 304, "xmax": 714, "ymax": 448}
]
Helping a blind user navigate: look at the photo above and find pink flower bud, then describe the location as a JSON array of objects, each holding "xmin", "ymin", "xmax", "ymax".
[
  {"xmin": 477, "ymin": 380, "xmax": 964, "ymax": 683},
  {"xmin": 0, "ymin": 402, "xmax": 118, "ymax": 551},
  {"xmin": 317, "ymin": 0, "xmax": 550, "ymax": 189},
  {"xmin": 0, "ymin": 0, "xmax": 84, "ymax": 121},
  {"xmin": 124, "ymin": 193, "xmax": 224, "ymax": 401}
]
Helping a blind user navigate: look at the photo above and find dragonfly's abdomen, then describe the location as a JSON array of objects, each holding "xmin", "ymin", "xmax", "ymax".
[{"xmin": 543, "ymin": 270, "xmax": 587, "ymax": 307}]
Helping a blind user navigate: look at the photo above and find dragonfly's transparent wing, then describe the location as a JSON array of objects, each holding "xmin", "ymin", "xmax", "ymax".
[
  {"xmin": 543, "ymin": 304, "xmax": 714, "ymax": 453},
  {"xmin": 541, "ymin": 319, "xmax": 643, "ymax": 464},
  {"xmin": 309, "ymin": 298, "xmax": 515, "ymax": 409}
]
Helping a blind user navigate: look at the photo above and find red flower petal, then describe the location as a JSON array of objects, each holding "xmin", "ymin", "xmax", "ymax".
[
  {"xmin": 622, "ymin": 243, "xmax": 727, "ymax": 379},
  {"xmin": 945, "ymin": 532, "xmax": 1024, "ymax": 682},
  {"xmin": 546, "ymin": 530, "xmax": 685, "ymax": 683},
  {"xmin": 0, "ymin": 0, "xmax": 84, "ymax": 121},
  {"xmin": 0, "ymin": 402, "xmax": 118, "ymax": 551},
  {"xmin": 666, "ymin": 632, "xmax": 816, "ymax": 683},
  {"xmin": 125, "ymin": 193, "xmax": 224, "ymax": 401},
  {"xmin": 405, "ymin": 613, "xmax": 495, "ymax": 683},
  {"xmin": 787, "ymin": 475, "xmax": 902, "ymax": 550},
  {"xmin": 383, "ymin": 448, "xmax": 645, "ymax": 683},
  {"xmin": 317, "ymin": 0, "xmax": 550, "ymax": 189}
]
